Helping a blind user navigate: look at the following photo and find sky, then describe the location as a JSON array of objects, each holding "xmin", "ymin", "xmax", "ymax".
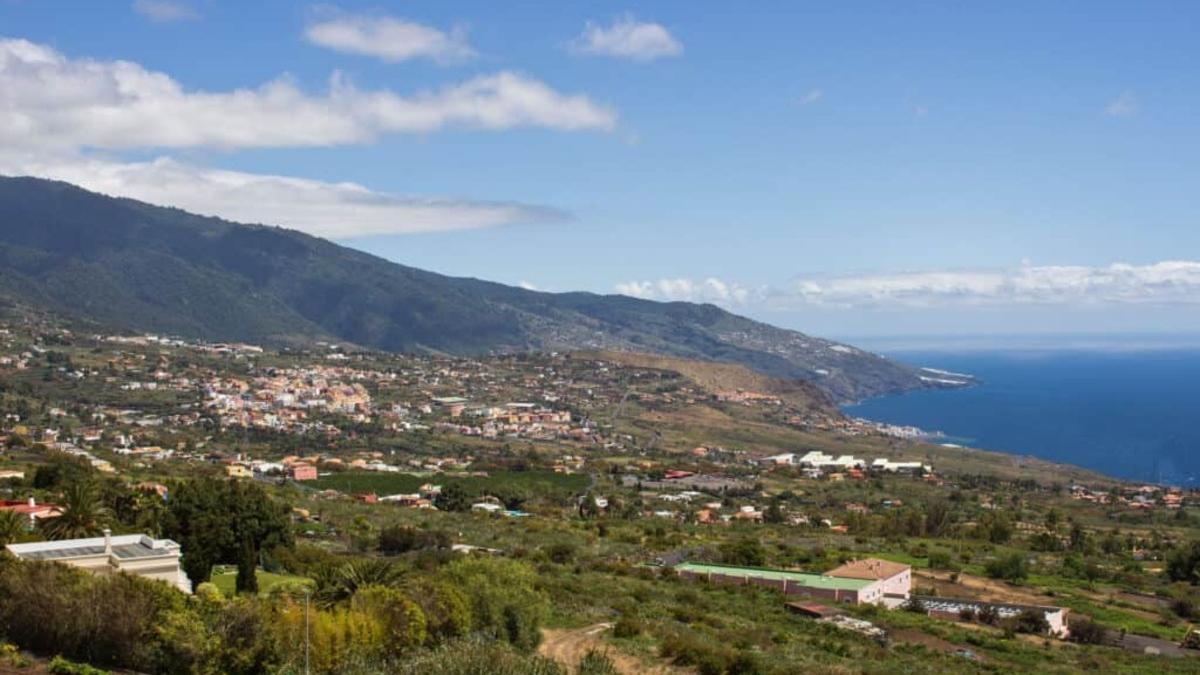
[{"xmin": 2, "ymin": 1, "xmax": 1199, "ymax": 342}]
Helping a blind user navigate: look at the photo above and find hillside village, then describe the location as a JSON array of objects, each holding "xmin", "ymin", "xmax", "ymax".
[{"xmin": 2, "ymin": 315, "xmax": 1200, "ymax": 674}]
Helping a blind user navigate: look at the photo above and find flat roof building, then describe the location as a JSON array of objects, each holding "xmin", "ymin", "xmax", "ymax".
[
  {"xmin": 5, "ymin": 530, "xmax": 191, "ymax": 593},
  {"xmin": 674, "ymin": 562, "xmax": 885, "ymax": 604}
]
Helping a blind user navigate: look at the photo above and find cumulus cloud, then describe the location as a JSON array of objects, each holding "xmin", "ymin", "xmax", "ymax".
[
  {"xmin": 573, "ymin": 15, "xmax": 682, "ymax": 61},
  {"xmin": 132, "ymin": 0, "xmax": 199, "ymax": 23},
  {"xmin": 614, "ymin": 278, "xmax": 754, "ymax": 305},
  {"xmin": 0, "ymin": 153, "xmax": 565, "ymax": 239},
  {"xmin": 1105, "ymin": 91, "xmax": 1139, "ymax": 117},
  {"xmin": 616, "ymin": 262, "xmax": 1200, "ymax": 309},
  {"xmin": 305, "ymin": 12, "xmax": 474, "ymax": 64},
  {"xmin": 0, "ymin": 38, "xmax": 616, "ymax": 152}
]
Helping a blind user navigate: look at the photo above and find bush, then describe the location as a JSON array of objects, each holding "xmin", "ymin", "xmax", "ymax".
[
  {"xmin": 612, "ymin": 614, "xmax": 642, "ymax": 639},
  {"xmin": 273, "ymin": 600, "xmax": 386, "ymax": 674},
  {"xmin": 379, "ymin": 525, "xmax": 450, "ymax": 555},
  {"xmin": 402, "ymin": 578, "xmax": 472, "ymax": 645},
  {"xmin": 1068, "ymin": 618, "xmax": 1108, "ymax": 645},
  {"xmin": 1170, "ymin": 596, "xmax": 1195, "ymax": 619},
  {"xmin": 48, "ymin": 656, "xmax": 109, "ymax": 675},
  {"xmin": 392, "ymin": 640, "xmax": 564, "ymax": 675},
  {"xmin": 352, "ymin": 585, "xmax": 428, "ymax": 655},
  {"xmin": 577, "ymin": 648, "xmax": 619, "ymax": 675},
  {"xmin": 927, "ymin": 550, "xmax": 953, "ymax": 570},
  {"xmin": 720, "ymin": 539, "xmax": 767, "ymax": 567},
  {"xmin": 0, "ymin": 560, "xmax": 186, "ymax": 672},
  {"xmin": 985, "ymin": 553, "xmax": 1028, "ymax": 583},
  {"xmin": 1011, "ymin": 608, "xmax": 1050, "ymax": 635},
  {"xmin": 443, "ymin": 557, "xmax": 549, "ymax": 652},
  {"xmin": 545, "ymin": 542, "xmax": 577, "ymax": 565}
]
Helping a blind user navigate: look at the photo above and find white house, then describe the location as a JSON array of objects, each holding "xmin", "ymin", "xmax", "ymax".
[
  {"xmin": 5, "ymin": 530, "xmax": 191, "ymax": 593},
  {"xmin": 826, "ymin": 558, "xmax": 912, "ymax": 598}
]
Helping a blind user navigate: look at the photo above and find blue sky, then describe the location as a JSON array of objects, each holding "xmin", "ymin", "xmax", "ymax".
[{"xmin": 2, "ymin": 1, "xmax": 1199, "ymax": 340}]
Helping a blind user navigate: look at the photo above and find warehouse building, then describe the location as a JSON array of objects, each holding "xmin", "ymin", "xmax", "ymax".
[{"xmin": 674, "ymin": 562, "xmax": 885, "ymax": 604}]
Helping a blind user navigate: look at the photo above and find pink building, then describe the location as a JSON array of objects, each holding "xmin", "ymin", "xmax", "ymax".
[{"xmin": 289, "ymin": 463, "xmax": 318, "ymax": 481}]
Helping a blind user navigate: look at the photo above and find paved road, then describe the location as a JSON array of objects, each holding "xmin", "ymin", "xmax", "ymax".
[{"xmin": 1107, "ymin": 630, "xmax": 1196, "ymax": 658}]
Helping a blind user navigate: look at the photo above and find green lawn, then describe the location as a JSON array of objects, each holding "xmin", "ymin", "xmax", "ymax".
[{"xmin": 210, "ymin": 569, "xmax": 314, "ymax": 597}]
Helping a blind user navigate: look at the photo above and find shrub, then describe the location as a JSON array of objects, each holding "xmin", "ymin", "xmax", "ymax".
[
  {"xmin": 1068, "ymin": 618, "xmax": 1108, "ymax": 645},
  {"xmin": 48, "ymin": 656, "xmax": 109, "ymax": 675},
  {"xmin": 720, "ymin": 539, "xmax": 767, "ymax": 567},
  {"xmin": 1011, "ymin": 608, "xmax": 1050, "ymax": 635},
  {"xmin": 443, "ymin": 557, "xmax": 549, "ymax": 652},
  {"xmin": 273, "ymin": 600, "xmax": 386, "ymax": 674},
  {"xmin": 403, "ymin": 578, "xmax": 472, "ymax": 645},
  {"xmin": 391, "ymin": 640, "xmax": 564, "ymax": 675},
  {"xmin": 985, "ymin": 553, "xmax": 1028, "ymax": 583},
  {"xmin": 0, "ymin": 560, "xmax": 186, "ymax": 672},
  {"xmin": 613, "ymin": 614, "xmax": 642, "ymax": 639},
  {"xmin": 577, "ymin": 649, "xmax": 619, "ymax": 675},
  {"xmin": 352, "ymin": 585, "xmax": 428, "ymax": 655},
  {"xmin": 379, "ymin": 525, "xmax": 450, "ymax": 555},
  {"xmin": 545, "ymin": 542, "xmax": 577, "ymax": 565},
  {"xmin": 927, "ymin": 550, "xmax": 953, "ymax": 570}
]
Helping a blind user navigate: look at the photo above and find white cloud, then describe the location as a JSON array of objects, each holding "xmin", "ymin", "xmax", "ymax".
[
  {"xmin": 0, "ymin": 153, "xmax": 565, "ymax": 238},
  {"xmin": 305, "ymin": 12, "xmax": 474, "ymax": 64},
  {"xmin": 573, "ymin": 15, "xmax": 682, "ymax": 62},
  {"xmin": 1105, "ymin": 90, "xmax": 1139, "ymax": 118},
  {"xmin": 132, "ymin": 0, "xmax": 198, "ymax": 23},
  {"xmin": 614, "ymin": 278, "xmax": 753, "ymax": 305},
  {"xmin": 0, "ymin": 38, "xmax": 616, "ymax": 152},
  {"xmin": 517, "ymin": 281, "xmax": 540, "ymax": 291},
  {"xmin": 616, "ymin": 262, "xmax": 1200, "ymax": 309},
  {"xmin": 797, "ymin": 89, "xmax": 823, "ymax": 106}
]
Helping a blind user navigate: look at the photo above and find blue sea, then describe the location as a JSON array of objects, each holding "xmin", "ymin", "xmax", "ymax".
[{"xmin": 842, "ymin": 347, "xmax": 1200, "ymax": 485}]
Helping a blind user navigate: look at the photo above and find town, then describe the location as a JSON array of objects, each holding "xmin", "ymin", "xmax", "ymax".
[{"xmin": 2, "ymin": 317, "xmax": 1200, "ymax": 673}]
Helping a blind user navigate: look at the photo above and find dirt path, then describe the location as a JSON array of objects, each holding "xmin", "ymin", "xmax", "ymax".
[{"xmin": 539, "ymin": 623, "xmax": 688, "ymax": 675}]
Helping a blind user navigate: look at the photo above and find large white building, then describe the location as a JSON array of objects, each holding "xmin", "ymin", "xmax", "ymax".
[
  {"xmin": 5, "ymin": 530, "xmax": 191, "ymax": 593},
  {"xmin": 826, "ymin": 558, "xmax": 912, "ymax": 598}
]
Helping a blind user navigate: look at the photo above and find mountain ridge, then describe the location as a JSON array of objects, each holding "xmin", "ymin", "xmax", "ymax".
[{"xmin": 0, "ymin": 175, "xmax": 970, "ymax": 402}]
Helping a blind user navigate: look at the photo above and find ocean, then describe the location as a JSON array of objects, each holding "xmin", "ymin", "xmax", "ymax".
[{"xmin": 842, "ymin": 349, "xmax": 1200, "ymax": 485}]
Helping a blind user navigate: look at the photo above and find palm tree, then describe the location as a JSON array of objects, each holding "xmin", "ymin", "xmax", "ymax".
[
  {"xmin": 0, "ymin": 509, "xmax": 26, "ymax": 545},
  {"xmin": 40, "ymin": 480, "xmax": 111, "ymax": 540},
  {"xmin": 314, "ymin": 558, "xmax": 404, "ymax": 606}
]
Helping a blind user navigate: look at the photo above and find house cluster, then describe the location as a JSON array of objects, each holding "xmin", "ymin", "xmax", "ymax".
[
  {"xmin": 756, "ymin": 451, "xmax": 930, "ymax": 479},
  {"xmin": 203, "ymin": 366, "xmax": 374, "ymax": 431},
  {"xmin": 429, "ymin": 400, "xmax": 582, "ymax": 441},
  {"xmin": 713, "ymin": 390, "xmax": 783, "ymax": 406},
  {"xmin": 1070, "ymin": 483, "xmax": 1191, "ymax": 510}
]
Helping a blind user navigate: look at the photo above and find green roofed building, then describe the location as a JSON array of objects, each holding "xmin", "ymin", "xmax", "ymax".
[{"xmin": 674, "ymin": 562, "xmax": 884, "ymax": 605}]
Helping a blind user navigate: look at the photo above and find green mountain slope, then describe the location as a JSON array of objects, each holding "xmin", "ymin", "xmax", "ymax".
[{"xmin": 0, "ymin": 176, "xmax": 968, "ymax": 401}]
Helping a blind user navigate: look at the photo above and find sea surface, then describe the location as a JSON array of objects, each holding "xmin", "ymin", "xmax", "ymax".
[{"xmin": 842, "ymin": 349, "xmax": 1200, "ymax": 485}]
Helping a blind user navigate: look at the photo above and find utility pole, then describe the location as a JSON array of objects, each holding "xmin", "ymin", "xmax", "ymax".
[{"xmin": 303, "ymin": 588, "xmax": 311, "ymax": 675}]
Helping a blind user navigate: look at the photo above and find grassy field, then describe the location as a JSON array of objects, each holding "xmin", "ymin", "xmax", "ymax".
[
  {"xmin": 210, "ymin": 568, "xmax": 313, "ymax": 597},
  {"xmin": 308, "ymin": 470, "xmax": 590, "ymax": 497}
]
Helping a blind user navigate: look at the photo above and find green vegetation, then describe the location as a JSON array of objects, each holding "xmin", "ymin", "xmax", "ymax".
[
  {"xmin": 0, "ymin": 316, "xmax": 1198, "ymax": 673},
  {"xmin": 0, "ymin": 176, "xmax": 939, "ymax": 401},
  {"xmin": 210, "ymin": 569, "xmax": 314, "ymax": 598},
  {"xmin": 309, "ymin": 470, "xmax": 588, "ymax": 502}
]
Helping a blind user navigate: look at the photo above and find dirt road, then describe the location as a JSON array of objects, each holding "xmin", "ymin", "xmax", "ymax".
[{"xmin": 539, "ymin": 623, "xmax": 688, "ymax": 674}]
